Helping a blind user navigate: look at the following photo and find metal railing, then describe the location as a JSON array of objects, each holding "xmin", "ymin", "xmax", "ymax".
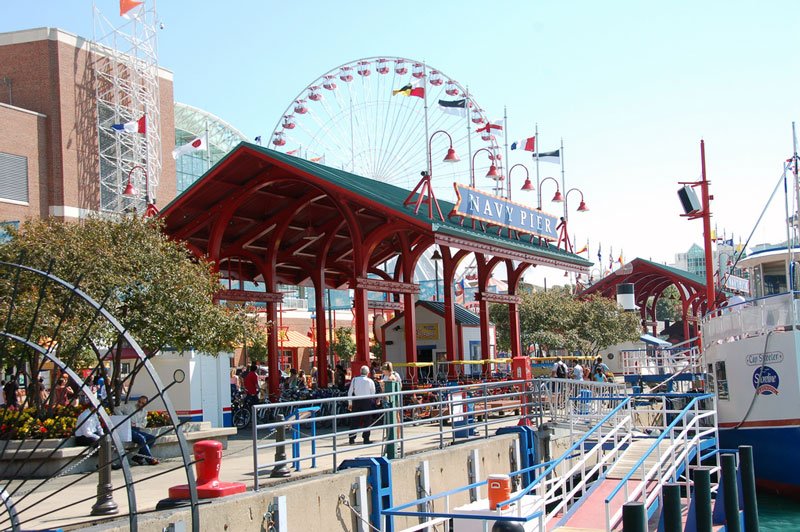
[
  {"xmin": 603, "ymin": 393, "xmax": 718, "ymax": 531},
  {"xmin": 620, "ymin": 345, "xmax": 702, "ymax": 377},
  {"xmin": 701, "ymin": 292, "xmax": 799, "ymax": 347},
  {"xmin": 249, "ymin": 377, "xmax": 625, "ymax": 490}
]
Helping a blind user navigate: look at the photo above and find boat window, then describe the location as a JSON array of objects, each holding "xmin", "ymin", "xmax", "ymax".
[
  {"xmin": 715, "ymin": 361, "xmax": 729, "ymax": 400},
  {"xmin": 763, "ymin": 262, "xmax": 787, "ymax": 295}
]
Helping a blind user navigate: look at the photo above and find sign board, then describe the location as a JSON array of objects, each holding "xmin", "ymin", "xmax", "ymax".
[
  {"xmin": 416, "ymin": 323, "xmax": 439, "ymax": 340},
  {"xmin": 724, "ymin": 274, "xmax": 749, "ymax": 294},
  {"xmin": 451, "ymin": 184, "xmax": 560, "ymax": 240}
]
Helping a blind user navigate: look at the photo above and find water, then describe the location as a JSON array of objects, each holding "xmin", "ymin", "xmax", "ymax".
[{"xmin": 759, "ymin": 494, "xmax": 800, "ymax": 531}]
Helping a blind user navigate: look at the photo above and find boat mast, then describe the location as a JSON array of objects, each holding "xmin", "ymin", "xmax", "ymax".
[{"xmin": 792, "ymin": 122, "xmax": 800, "ymax": 292}]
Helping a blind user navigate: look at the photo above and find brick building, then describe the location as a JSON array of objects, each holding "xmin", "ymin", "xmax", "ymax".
[{"xmin": 0, "ymin": 27, "xmax": 177, "ymax": 226}]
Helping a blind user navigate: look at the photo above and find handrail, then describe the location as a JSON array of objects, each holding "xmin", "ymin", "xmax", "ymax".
[
  {"xmin": 603, "ymin": 393, "xmax": 715, "ymax": 528},
  {"xmin": 499, "ymin": 396, "xmax": 632, "ymax": 508}
]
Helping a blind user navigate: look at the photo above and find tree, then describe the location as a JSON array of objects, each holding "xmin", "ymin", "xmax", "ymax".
[
  {"xmin": 652, "ymin": 285, "xmax": 682, "ymax": 322},
  {"xmin": 0, "ymin": 216, "xmax": 261, "ymax": 409},
  {"xmin": 490, "ymin": 287, "xmax": 641, "ymax": 357},
  {"xmin": 331, "ymin": 327, "xmax": 356, "ymax": 363}
]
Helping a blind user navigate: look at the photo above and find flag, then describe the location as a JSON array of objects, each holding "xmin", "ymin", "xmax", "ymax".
[
  {"xmin": 597, "ymin": 244, "xmax": 602, "ymax": 264},
  {"xmin": 455, "ymin": 278, "xmax": 466, "ymax": 305},
  {"xmin": 111, "ymin": 115, "xmax": 146, "ymax": 134},
  {"xmin": 617, "ymin": 251, "xmax": 624, "ymax": 264},
  {"xmin": 392, "ymin": 82, "xmax": 424, "ymax": 98},
  {"xmin": 171, "ymin": 135, "xmax": 206, "ymax": 159},
  {"xmin": 476, "ymin": 121, "xmax": 504, "ymax": 135},
  {"xmin": 254, "ymin": 136, "xmax": 262, "ymax": 145},
  {"xmin": 510, "ymin": 136, "xmax": 536, "ymax": 152},
  {"xmin": 309, "ymin": 155, "xmax": 325, "ymax": 163},
  {"xmin": 609, "ymin": 248, "xmax": 614, "ymax": 269},
  {"xmin": 710, "ymin": 228, "xmax": 717, "ymax": 241},
  {"xmin": 438, "ymin": 98, "xmax": 467, "ymax": 117},
  {"xmin": 533, "ymin": 149, "xmax": 560, "ymax": 164},
  {"xmin": 576, "ymin": 244, "xmax": 588, "ymax": 255},
  {"xmin": 722, "ymin": 238, "xmax": 733, "ymax": 247},
  {"xmin": 120, "ymin": 0, "xmax": 143, "ymax": 17},
  {"xmin": 286, "ymin": 148, "xmax": 299, "ymax": 156}
]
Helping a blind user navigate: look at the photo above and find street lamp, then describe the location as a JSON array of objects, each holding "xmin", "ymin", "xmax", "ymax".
[
  {"xmin": 431, "ymin": 248, "xmax": 442, "ymax": 301},
  {"xmin": 564, "ymin": 187, "xmax": 589, "ymax": 213},
  {"xmin": 122, "ymin": 165, "xmax": 158, "ymax": 216},
  {"xmin": 470, "ymin": 147, "xmax": 501, "ymax": 187},
  {"xmin": 537, "ymin": 176, "xmax": 563, "ymax": 210},
  {"xmin": 427, "ymin": 130, "xmax": 459, "ymax": 176},
  {"xmin": 507, "ymin": 164, "xmax": 534, "ymax": 201}
]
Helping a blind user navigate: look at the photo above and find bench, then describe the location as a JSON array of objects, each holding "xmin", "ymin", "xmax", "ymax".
[{"xmin": 0, "ymin": 422, "xmax": 237, "ymax": 479}]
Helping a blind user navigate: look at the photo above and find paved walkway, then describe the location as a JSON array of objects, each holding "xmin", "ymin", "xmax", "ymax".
[{"xmin": 4, "ymin": 415, "xmax": 523, "ymax": 530}]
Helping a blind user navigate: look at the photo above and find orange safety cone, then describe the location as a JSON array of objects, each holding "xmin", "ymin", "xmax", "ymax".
[{"xmin": 169, "ymin": 440, "xmax": 246, "ymax": 499}]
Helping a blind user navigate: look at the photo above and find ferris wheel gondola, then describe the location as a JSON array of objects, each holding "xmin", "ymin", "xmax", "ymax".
[{"xmin": 268, "ymin": 56, "xmax": 502, "ymax": 201}]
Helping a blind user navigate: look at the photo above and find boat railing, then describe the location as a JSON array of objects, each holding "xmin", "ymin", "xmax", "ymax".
[
  {"xmin": 544, "ymin": 378, "xmax": 627, "ymax": 426},
  {"xmin": 621, "ymin": 345, "xmax": 702, "ymax": 377},
  {"xmin": 603, "ymin": 393, "xmax": 718, "ymax": 531},
  {"xmin": 701, "ymin": 291, "xmax": 799, "ymax": 348}
]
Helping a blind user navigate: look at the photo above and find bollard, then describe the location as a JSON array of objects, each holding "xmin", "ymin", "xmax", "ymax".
[
  {"xmin": 661, "ymin": 483, "xmax": 682, "ymax": 532},
  {"xmin": 91, "ymin": 435, "xmax": 119, "ymax": 516},
  {"xmin": 622, "ymin": 501, "xmax": 646, "ymax": 532},
  {"xmin": 168, "ymin": 440, "xmax": 246, "ymax": 499},
  {"xmin": 721, "ymin": 453, "xmax": 742, "ymax": 532},
  {"xmin": 491, "ymin": 521, "xmax": 524, "ymax": 531},
  {"xmin": 738, "ymin": 446, "xmax": 759, "ymax": 532},
  {"xmin": 693, "ymin": 467, "xmax": 713, "ymax": 532},
  {"xmin": 270, "ymin": 414, "xmax": 292, "ymax": 478}
]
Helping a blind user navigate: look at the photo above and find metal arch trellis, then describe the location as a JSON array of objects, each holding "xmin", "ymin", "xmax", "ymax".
[{"xmin": 0, "ymin": 261, "xmax": 200, "ymax": 532}]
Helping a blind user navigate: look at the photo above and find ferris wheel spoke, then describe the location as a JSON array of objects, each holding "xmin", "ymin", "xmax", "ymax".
[{"xmin": 376, "ymin": 104, "xmax": 426, "ymax": 184}]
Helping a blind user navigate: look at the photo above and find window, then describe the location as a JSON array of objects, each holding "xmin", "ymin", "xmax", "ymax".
[{"xmin": 0, "ymin": 152, "xmax": 29, "ymax": 203}]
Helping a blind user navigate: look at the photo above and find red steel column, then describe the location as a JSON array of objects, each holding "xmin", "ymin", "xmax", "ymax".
[
  {"xmin": 700, "ymin": 140, "xmax": 716, "ymax": 312},
  {"xmin": 403, "ymin": 291, "xmax": 417, "ymax": 365},
  {"xmin": 441, "ymin": 247, "xmax": 459, "ymax": 378},
  {"xmin": 476, "ymin": 254, "xmax": 492, "ymax": 375},
  {"xmin": 351, "ymin": 285, "xmax": 371, "ymax": 377},
  {"xmin": 312, "ymin": 268, "xmax": 328, "ymax": 388}
]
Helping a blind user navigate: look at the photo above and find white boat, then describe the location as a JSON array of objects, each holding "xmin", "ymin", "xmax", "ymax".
[{"xmin": 701, "ymin": 245, "xmax": 800, "ymax": 496}]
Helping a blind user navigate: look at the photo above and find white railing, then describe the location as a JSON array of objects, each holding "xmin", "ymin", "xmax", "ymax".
[
  {"xmin": 545, "ymin": 378, "xmax": 626, "ymax": 425},
  {"xmin": 603, "ymin": 393, "xmax": 718, "ymax": 531},
  {"xmin": 621, "ymin": 346, "xmax": 702, "ymax": 377},
  {"xmin": 702, "ymin": 292, "xmax": 799, "ymax": 348}
]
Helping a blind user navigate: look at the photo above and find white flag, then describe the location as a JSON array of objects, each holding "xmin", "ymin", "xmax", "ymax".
[{"xmin": 172, "ymin": 135, "xmax": 207, "ymax": 159}]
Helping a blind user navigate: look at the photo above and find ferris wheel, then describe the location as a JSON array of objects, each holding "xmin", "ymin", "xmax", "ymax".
[{"xmin": 269, "ymin": 57, "xmax": 503, "ymax": 202}]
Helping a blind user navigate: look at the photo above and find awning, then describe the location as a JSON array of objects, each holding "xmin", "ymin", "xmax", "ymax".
[{"xmin": 639, "ymin": 334, "xmax": 671, "ymax": 348}]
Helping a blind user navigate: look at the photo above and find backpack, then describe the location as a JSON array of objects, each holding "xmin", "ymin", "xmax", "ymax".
[{"xmin": 556, "ymin": 362, "xmax": 567, "ymax": 379}]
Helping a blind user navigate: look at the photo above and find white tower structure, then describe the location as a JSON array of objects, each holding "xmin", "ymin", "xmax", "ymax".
[{"xmin": 93, "ymin": 1, "xmax": 161, "ymax": 213}]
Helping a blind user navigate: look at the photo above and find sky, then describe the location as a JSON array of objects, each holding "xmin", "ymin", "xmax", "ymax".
[{"xmin": 3, "ymin": 0, "xmax": 800, "ymax": 286}]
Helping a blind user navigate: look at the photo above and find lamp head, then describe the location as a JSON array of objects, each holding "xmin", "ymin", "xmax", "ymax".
[
  {"xmin": 123, "ymin": 181, "xmax": 138, "ymax": 197},
  {"xmin": 551, "ymin": 190, "xmax": 564, "ymax": 202},
  {"xmin": 485, "ymin": 164, "xmax": 501, "ymax": 179},
  {"xmin": 443, "ymin": 147, "xmax": 459, "ymax": 163},
  {"xmin": 577, "ymin": 200, "xmax": 589, "ymax": 212},
  {"xmin": 520, "ymin": 178, "xmax": 534, "ymax": 191},
  {"xmin": 431, "ymin": 249, "xmax": 443, "ymax": 261}
]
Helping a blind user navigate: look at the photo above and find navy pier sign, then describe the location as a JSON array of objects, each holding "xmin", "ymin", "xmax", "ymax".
[{"xmin": 450, "ymin": 184, "xmax": 560, "ymax": 240}]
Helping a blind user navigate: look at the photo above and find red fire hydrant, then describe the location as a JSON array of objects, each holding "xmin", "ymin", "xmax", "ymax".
[{"xmin": 169, "ymin": 440, "xmax": 246, "ymax": 499}]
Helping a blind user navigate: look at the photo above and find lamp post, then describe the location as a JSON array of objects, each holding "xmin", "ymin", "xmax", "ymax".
[
  {"xmin": 470, "ymin": 147, "xmax": 501, "ymax": 188},
  {"xmin": 508, "ymin": 164, "xmax": 534, "ymax": 202},
  {"xmin": 431, "ymin": 248, "xmax": 442, "ymax": 301},
  {"xmin": 122, "ymin": 165, "xmax": 157, "ymax": 216},
  {"xmin": 404, "ymin": 130, "xmax": 459, "ymax": 221},
  {"xmin": 564, "ymin": 187, "xmax": 589, "ymax": 214},
  {"xmin": 555, "ymin": 187, "xmax": 589, "ymax": 253},
  {"xmin": 537, "ymin": 176, "xmax": 563, "ymax": 210}
]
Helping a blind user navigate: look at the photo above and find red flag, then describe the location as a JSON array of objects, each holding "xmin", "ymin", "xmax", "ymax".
[
  {"xmin": 476, "ymin": 121, "xmax": 504, "ymax": 134},
  {"xmin": 120, "ymin": 0, "xmax": 143, "ymax": 17}
]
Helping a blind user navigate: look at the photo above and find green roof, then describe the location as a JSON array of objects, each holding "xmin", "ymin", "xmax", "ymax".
[
  {"xmin": 220, "ymin": 143, "xmax": 593, "ymax": 269},
  {"xmin": 418, "ymin": 301, "xmax": 482, "ymax": 325},
  {"xmin": 635, "ymin": 258, "xmax": 707, "ymax": 286}
]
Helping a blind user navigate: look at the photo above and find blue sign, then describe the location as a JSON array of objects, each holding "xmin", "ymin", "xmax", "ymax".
[
  {"xmin": 753, "ymin": 366, "xmax": 780, "ymax": 395},
  {"xmin": 451, "ymin": 185, "xmax": 560, "ymax": 240}
]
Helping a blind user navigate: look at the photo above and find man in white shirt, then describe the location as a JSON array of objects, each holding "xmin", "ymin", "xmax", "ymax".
[
  {"xmin": 347, "ymin": 365, "xmax": 376, "ymax": 445},
  {"xmin": 75, "ymin": 400, "xmax": 104, "ymax": 446},
  {"xmin": 120, "ymin": 395, "xmax": 159, "ymax": 465},
  {"xmin": 572, "ymin": 362, "xmax": 584, "ymax": 381}
]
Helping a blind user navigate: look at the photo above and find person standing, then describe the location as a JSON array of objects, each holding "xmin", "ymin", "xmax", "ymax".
[
  {"xmin": 550, "ymin": 357, "xmax": 568, "ymax": 379},
  {"xmin": 347, "ymin": 365, "xmax": 376, "ymax": 445},
  {"xmin": 4, "ymin": 376, "xmax": 19, "ymax": 408},
  {"xmin": 53, "ymin": 376, "xmax": 74, "ymax": 407},
  {"xmin": 572, "ymin": 361, "xmax": 584, "ymax": 381},
  {"xmin": 243, "ymin": 363, "xmax": 260, "ymax": 405}
]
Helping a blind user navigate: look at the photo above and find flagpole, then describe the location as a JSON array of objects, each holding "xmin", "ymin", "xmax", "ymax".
[
  {"xmin": 535, "ymin": 123, "xmax": 541, "ymax": 209},
  {"xmin": 560, "ymin": 137, "xmax": 566, "ymax": 219},
  {"xmin": 350, "ymin": 96, "xmax": 355, "ymax": 172},
  {"xmin": 423, "ymin": 61, "xmax": 431, "ymax": 175},
  {"xmin": 504, "ymin": 105, "xmax": 511, "ymax": 199},
  {"xmin": 205, "ymin": 118, "xmax": 211, "ymax": 171},
  {"xmin": 466, "ymin": 87, "xmax": 474, "ymax": 187}
]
